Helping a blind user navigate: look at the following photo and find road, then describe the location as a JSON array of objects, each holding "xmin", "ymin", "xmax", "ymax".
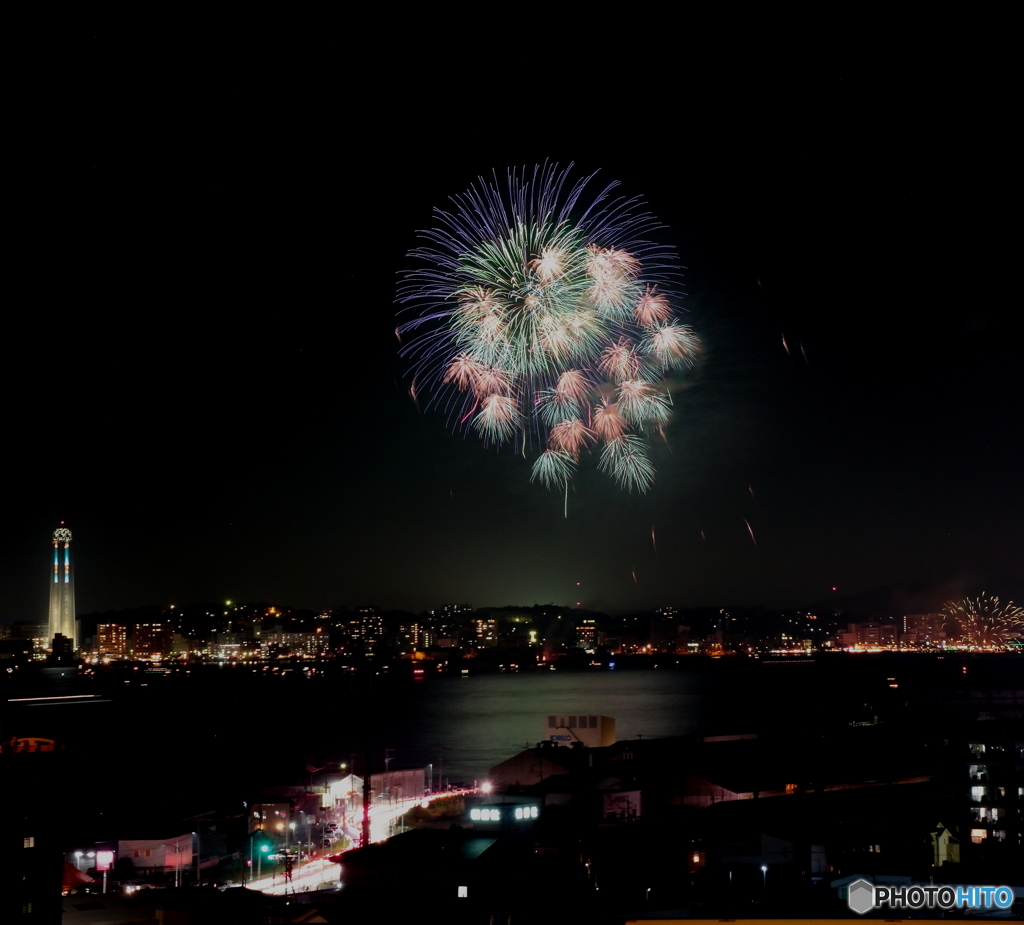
[{"xmin": 247, "ymin": 789, "xmax": 474, "ymax": 895}]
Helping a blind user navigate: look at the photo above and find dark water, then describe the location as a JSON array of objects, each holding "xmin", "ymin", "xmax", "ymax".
[{"xmin": 2, "ymin": 654, "xmax": 1019, "ymax": 841}]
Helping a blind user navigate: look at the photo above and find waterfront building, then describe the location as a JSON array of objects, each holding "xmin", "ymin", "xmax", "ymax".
[
  {"xmin": 474, "ymin": 618, "xmax": 498, "ymax": 647},
  {"xmin": 133, "ymin": 623, "xmax": 172, "ymax": 659},
  {"xmin": 0, "ymin": 622, "xmax": 49, "ymax": 659},
  {"xmin": 50, "ymin": 634, "xmax": 73, "ymax": 662},
  {"xmin": 47, "ymin": 525, "xmax": 76, "ymax": 649},
  {"xmin": 902, "ymin": 612, "xmax": 947, "ymax": 645},
  {"xmin": 398, "ymin": 622, "xmax": 429, "ymax": 653},
  {"xmin": 839, "ymin": 622, "xmax": 899, "ymax": 648},
  {"xmin": 96, "ymin": 624, "xmax": 128, "ymax": 657},
  {"xmin": 261, "ymin": 631, "xmax": 317, "ymax": 658},
  {"xmin": 576, "ymin": 619, "xmax": 597, "ymax": 650},
  {"xmin": 650, "ymin": 611, "xmax": 688, "ymax": 651}
]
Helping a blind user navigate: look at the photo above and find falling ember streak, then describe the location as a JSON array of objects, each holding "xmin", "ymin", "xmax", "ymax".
[
  {"xmin": 800, "ymin": 342, "xmax": 810, "ymax": 367},
  {"xmin": 632, "ymin": 568, "xmax": 637, "ymax": 584},
  {"xmin": 748, "ymin": 484, "xmax": 755, "ymax": 499},
  {"xmin": 744, "ymin": 518, "xmax": 756, "ymax": 546},
  {"xmin": 651, "ymin": 526, "xmax": 657, "ymax": 553},
  {"xmin": 781, "ymin": 333, "xmax": 790, "ymax": 355},
  {"xmin": 700, "ymin": 530, "xmax": 706, "ymax": 542}
]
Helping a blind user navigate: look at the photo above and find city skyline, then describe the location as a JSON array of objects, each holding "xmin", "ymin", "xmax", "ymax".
[
  {"xmin": 11, "ymin": 520, "xmax": 1024, "ymax": 627},
  {"xmin": 4, "ymin": 43, "xmax": 1019, "ymax": 623}
]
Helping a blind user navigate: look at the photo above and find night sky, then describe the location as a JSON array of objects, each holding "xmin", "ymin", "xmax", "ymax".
[{"xmin": 4, "ymin": 33, "xmax": 1019, "ymax": 623}]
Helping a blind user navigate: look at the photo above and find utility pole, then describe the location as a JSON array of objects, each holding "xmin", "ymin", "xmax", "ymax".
[
  {"xmin": 361, "ymin": 750, "xmax": 372, "ymax": 848},
  {"xmin": 385, "ymin": 748, "xmax": 395, "ymax": 837}
]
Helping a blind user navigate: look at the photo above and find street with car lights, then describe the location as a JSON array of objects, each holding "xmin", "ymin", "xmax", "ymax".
[{"xmin": 248, "ymin": 789, "xmax": 475, "ymax": 895}]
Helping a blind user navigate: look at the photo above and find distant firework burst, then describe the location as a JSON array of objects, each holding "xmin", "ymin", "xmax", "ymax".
[
  {"xmin": 398, "ymin": 163, "xmax": 699, "ymax": 494},
  {"xmin": 943, "ymin": 593, "xmax": 1024, "ymax": 648}
]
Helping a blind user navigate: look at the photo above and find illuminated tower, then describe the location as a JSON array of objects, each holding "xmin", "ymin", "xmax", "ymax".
[{"xmin": 48, "ymin": 525, "xmax": 76, "ymax": 648}]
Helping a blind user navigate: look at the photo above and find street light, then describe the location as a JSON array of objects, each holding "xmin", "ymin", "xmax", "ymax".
[
  {"xmin": 298, "ymin": 811, "xmax": 312, "ymax": 859},
  {"xmin": 159, "ymin": 842, "xmax": 186, "ymax": 888}
]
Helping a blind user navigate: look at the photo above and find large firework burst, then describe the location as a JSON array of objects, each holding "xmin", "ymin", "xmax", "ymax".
[
  {"xmin": 942, "ymin": 593, "xmax": 1024, "ymax": 648},
  {"xmin": 397, "ymin": 163, "xmax": 699, "ymax": 494}
]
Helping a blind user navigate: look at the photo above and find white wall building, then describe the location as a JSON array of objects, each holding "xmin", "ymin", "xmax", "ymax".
[
  {"xmin": 544, "ymin": 713, "xmax": 616, "ymax": 747},
  {"xmin": 117, "ymin": 833, "xmax": 192, "ymax": 871}
]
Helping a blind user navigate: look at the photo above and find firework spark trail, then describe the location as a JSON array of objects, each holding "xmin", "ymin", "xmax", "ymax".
[
  {"xmin": 800, "ymin": 342, "xmax": 810, "ymax": 367},
  {"xmin": 700, "ymin": 530, "xmax": 706, "ymax": 542},
  {"xmin": 744, "ymin": 518, "xmax": 756, "ymax": 547},
  {"xmin": 942, "ymin": 593, "xmax": 1024, "ymax": 648},
  {"xmin": 398, "ymin": 162, "xmax": 700, "ymax": 496},
  {"xmin": 632, "ymin": 568, "xmax": 637, "ymax": 584},
  {"xmin": 651, "ymin": 526, "xmax": 657, "ymax": 554},
  {"xmin": 781, "ymin": 333, "xmax": 790, "ymax": 355}
]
